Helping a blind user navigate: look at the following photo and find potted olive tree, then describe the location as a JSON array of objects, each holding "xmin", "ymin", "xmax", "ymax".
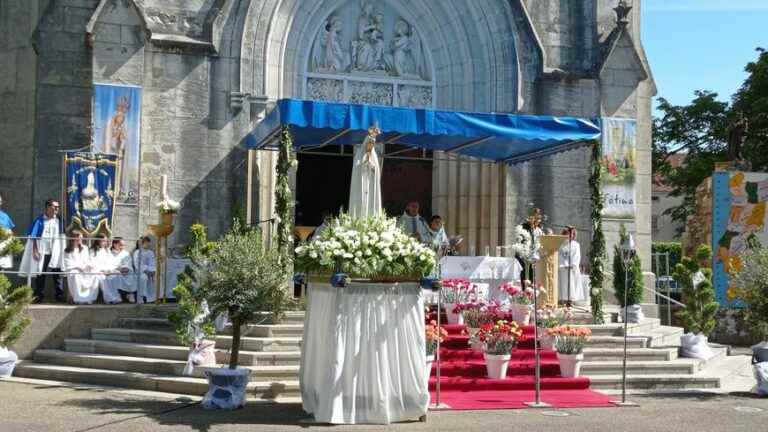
[
  {"xmin": 673, "ymin": 245, "xmax": 718, "ymax": 360},
  {"xmin": 0, "ymin": 274, "xmax": 34, "ymax": 377},
  {"xmin": 193, "ymin": 222, "xmax": 292, "ymax": 410}
]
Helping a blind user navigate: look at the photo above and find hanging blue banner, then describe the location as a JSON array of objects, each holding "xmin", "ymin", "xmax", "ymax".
[{"xmin": 64, "ymin": 152, "xmax": 118, "ymax": 236}]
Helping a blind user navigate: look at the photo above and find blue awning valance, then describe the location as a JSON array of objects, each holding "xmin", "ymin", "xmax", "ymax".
[{"xmin": 245, "ymin": 99, "xmax": 601, "ymax": 164}]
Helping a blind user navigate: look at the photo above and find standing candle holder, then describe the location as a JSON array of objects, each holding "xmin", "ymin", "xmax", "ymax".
[{"xmin": 150, "ymin": 175, "xmax": 178, "ymax": 304}]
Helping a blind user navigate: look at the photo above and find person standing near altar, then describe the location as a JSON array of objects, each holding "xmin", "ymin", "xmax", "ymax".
[
  {"xmin": 558, "ymin": 227, "xmax": 584, "ymax": 307},
  {"xmin": 425, "ymin": 215, "xmax": 449, "ymax": 249},
  {"xmin": 63, "ymin": 230, "xmax": 101, "ymax": 304},
  {"xmin": 0, "ymin": 193, "xmax": 15, "ymax": 269},
  {"xmin": 19, "ymin": 199, "xmax": 65, "ymax": 303},
  {"xmin": 397, "ymin": 201, "xmax": 430, "ymax": 243},
  {"xmin": 133, "ymin": 236, "xmax": 156, "ymax": 303}
]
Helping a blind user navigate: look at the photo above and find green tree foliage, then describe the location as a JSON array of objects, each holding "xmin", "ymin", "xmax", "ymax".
[
  {"xmin": 589, "ymin": 140, "xmax": 606, "ymax": 324},
  {"xmin": 194, "ymin": 221, "xmax": 292, "ymax": 369},
  {"xmin": 613, "ymin": 225, "xmax": 644, "ymax": 307},
  {"xmin": 0, "ymin": 274, "xmax": 33, "ymax": 348},
  {"xmin": 653, "ymin": 48, "xmax": 768, "ymax": 233},
  {"xmin": 673, "ymin": 245, "xmax": 719, "ymax": 336},
  {"xmin": 0, "ymin": 228, "xmax": 24, "ymax": 257},
  {"xmin": 731, "ymin": 247, "xmax": 768, "ymax": 340},
  {"xmin": 169, "ymin": 223, "xmax": 219, "ymax": 346}
]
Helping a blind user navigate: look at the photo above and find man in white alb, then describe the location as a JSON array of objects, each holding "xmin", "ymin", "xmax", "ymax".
[
  {"xmin": 558, "ymin": 226, "xmax": 584, "ymax": 306},
  {"xmin": 397, "ymin": 201, "xmax": 430, "ymax": 243}
]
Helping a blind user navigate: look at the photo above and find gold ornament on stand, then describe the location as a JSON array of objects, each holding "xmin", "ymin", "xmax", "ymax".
[{"xmin": 150, "ymin": 175, "xmax": 179, "ymax": 304}]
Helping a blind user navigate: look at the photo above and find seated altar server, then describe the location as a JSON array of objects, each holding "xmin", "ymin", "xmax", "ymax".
[
  {"xmin": 104, "ymin": 237, "xmax": 136, "ymax": 303},
  {"xmin": 558, "ymin": 227, "xmax": 585, "ymax": 306},
  {"xmin": 425, "ymin": 215, "xmax": 449, "ymax": 249},
  {"xmin": 133, "ymin": 236, "xmax": 156, "ymax": 303},
  {"xmin": 63, "ymin": 230, "xmax": 101, "ymax": 304},
  {"xmin": 397, "ymin": 201, "xmax": 430, "ymax": 243},
  {"xmin": 90, "ymin": 234, "xmax": 121, "ymax": 304}
]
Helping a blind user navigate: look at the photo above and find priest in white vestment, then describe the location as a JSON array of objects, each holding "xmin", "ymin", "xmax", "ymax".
[
  {"xmin": 397, "ymin": 201, "xmax": 430, "ymax": 243},
  {"xmin": 558, "ymin": 227, "xmax": 584, "ymax": 305},
  {"xmin": 348, "ymin": 125, "xmax": 383, "ymax": 219},
  {"xmin": 104, "ymin": 238, "xmax": 136, "ymax": 303},
  {"xmin": 63, "ymin": 231, "xmax": 101, "ymax": 304},
  {"xmin": 133, "ymin": 236, "xmax": 156, "ymax": 303}
]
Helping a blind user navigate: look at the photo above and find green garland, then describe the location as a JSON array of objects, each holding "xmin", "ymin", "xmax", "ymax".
[
  {"xmin": 275, "ymin": 125, "xmax": 296, "ymax": 261},
  {"xmin": 589, "ymin": 139, "xmax": 606, "ymax": 324}
]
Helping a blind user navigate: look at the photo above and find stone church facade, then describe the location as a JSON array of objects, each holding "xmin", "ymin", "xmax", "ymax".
[{"xmin": 0, "ymin": 0, "xmax": 655, "ymax": 299}]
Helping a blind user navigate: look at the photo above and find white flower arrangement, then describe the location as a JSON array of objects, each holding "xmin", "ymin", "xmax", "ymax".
[
  {"xmin": 295, "ymin": 214, "xmax": 436, "ymax": 280},
  {"xmin": 156, "ymin": 199, "xmax": 181, "ymax": 214},
  {"xmin": 510, "ymin": 224, "xmax": 542, "ymax": 262}
]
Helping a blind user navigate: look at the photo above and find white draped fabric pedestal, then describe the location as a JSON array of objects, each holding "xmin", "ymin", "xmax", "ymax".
[{"xmin": 300, "ymin": 281, "xmax": 428, "ymax": 424}]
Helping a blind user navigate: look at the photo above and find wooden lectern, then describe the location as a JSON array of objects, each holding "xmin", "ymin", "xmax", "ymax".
[{"xmin": 535, "ymin": 234, "xmax": 568, "ymax": 307}]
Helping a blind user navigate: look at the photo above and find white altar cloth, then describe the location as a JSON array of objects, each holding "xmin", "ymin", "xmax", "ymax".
[
  {"xmin": 436, "ymin": 256, "xmax": 523, "ymax": 302},
  {"xmin": 300, "ymin": 281, "xmax": 428, "ymax": 424}
]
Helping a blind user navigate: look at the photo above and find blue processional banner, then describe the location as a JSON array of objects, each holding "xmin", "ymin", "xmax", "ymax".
[
  {"xmin": 64, "ymin": 152, "xmax": 118, "ymax": 236},
  {"xmin": 93, "ymin": 83, "xmax": 142, "ymax": 204}
]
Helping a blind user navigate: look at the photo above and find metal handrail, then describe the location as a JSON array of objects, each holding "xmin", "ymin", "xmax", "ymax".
[{"xmin": 643, "ymin": 283, "xmax": 686, "ymax": 307}]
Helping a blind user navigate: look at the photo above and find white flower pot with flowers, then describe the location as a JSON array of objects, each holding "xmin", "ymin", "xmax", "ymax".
[
  {"xmin": 440, "ymin": 279, "xmax": 475, "ymax": 325},
  {"xmin": 425, "ymin": 321, "xmax": 447, "ymax": 379},
  {"xmin": 463, "ymin": 302, "xmax": 501, "ymax": 351},
  {"xmin": 500, "ymin": 281, "xmax": 538, "ymax": 326},
  {"xmin": 537, "ymin": 307, "xmax": 574, "ymax": 351},
  {"xmin": 477, "ymin": 320, "xmax": 523, "ymax": 379},
  {"xmin": 549, "ymin": 325, "xmax": 592, "ymax": 378}
]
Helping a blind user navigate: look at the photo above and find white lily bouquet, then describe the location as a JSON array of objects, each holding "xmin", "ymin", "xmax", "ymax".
[
  {"xmin": 156, "ymin": 198, "xmax": 181, "ymax": 214},
  {"xmin": 295, "ymin": 214, "xmax": 436, "ymax": 280},
  {"xmin": 510, "ymin": 224, "xmax": 542, "ymax": 262}
]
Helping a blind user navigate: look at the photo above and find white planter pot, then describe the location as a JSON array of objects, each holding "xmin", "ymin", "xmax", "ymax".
[
  {"xmin": 538, "ymin": 329, "xmax": 555, "ymax": 350},
  {"xmin": 621, "ymin": 304, "xmax": 644, "ymax": 323},
  {"xmin": 0, "ymin": 347, "xmax": 18, "ymax": 378},
  {"xmin": 445, "ymin": 303, "xmax": 464, "ymax": 325},
  {"xmin": 680, "ymin": 333, "xmax": 715, "ymax": 360},
  {"xmin": 484, "ymin": 353, "xmax": 511, "ymax": 379},
  {"xmin": 425, "ymin": 354, "xmax": 434, "ymax": 379},
  {"xmin": 510, "ymin": 304, "xmax": 531, "ymax": 326},
  {"xmin": 202, "ymin": 367, "xmax": 251, "ymax": 410},
  {"xmin": 557, "ymin": 352, "xmax": 584, "ymax": 378}
]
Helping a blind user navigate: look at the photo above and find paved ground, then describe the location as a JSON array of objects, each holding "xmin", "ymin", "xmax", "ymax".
[{"xmin": 1, "ymin": 379, "xmax": 767, "ymax": 432}]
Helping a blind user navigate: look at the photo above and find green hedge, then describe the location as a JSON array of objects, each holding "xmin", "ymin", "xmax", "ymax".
[{"xmin": 652, "ymin": 241, "xmax": 682, "ymax": 275}]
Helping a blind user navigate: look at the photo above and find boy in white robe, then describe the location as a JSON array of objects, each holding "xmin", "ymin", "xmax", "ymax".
[
  {"xmin": 133, "ymin": 236, "xmax": 156, "ymax": 303},
  {"xmin": 558, "ymin": 227, "xmax": 585, "ymax": 306},
  {"xmin": 63, "ymin": 231, "xmax": 101, "ymax": 304},
  {"xmin": 104, "ymin": 237, "xmax": 136, "ymax": 303},
  {"xmin": 90, "ymin": 234, "xmax": 121, "ymax": 304}
]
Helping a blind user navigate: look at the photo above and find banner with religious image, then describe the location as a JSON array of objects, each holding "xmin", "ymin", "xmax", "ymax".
[
  {"xmin": 64, "ymin": 152, "xmax": 118, "ymax": 236},
  {"xmin": 92, "ymin": 83, "xmax": 142, "ymax": 204},
  {"xmin": 712, "ymin": 171, "xmax": 768, "ymax": 307},
  {"xmin": 600, "ymin": 117, "xmax": 637, "ymax": 219}
]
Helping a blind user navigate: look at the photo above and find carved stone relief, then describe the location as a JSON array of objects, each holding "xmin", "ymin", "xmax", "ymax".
[
  {"xmin": 306, "ymin": 77, "xmax": 344, "ymax": 102},
  {"xmin": 348, "ymin": 81, "xmax": 392, "ymax": 106},
  {"xmin": 397, "ymin": 85, "xmax": 432, "ymax": 108}
]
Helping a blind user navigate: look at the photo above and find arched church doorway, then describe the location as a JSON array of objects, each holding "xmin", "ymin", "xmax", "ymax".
[{"xmin": 294, "ymin": 145, "xmax": 432, "ymax": 227}]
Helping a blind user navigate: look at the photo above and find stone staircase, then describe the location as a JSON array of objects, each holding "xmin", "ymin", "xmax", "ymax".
[{"xmin": 13, "ymin": 310, "xmax": 722, "ymax": 398}]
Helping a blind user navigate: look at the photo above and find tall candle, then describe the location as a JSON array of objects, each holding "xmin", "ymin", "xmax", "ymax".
[{"xmin": 160, "ymin": 175, "xmax": 168, "ymax": 200}]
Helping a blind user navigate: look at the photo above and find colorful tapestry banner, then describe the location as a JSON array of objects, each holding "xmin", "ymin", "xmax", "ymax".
[
  {"xmin": 93, "ymin": 83, "xmax": 142, "ymax": 204},
  {"xmin": 712, "ymin": 171, "xmax": 768, "ymax": 307},
  {"xmin": 64, "ymin": 152, "xmax": 118, "ymax": 236},
  {"xmin": 600, "ymin": 118, "xmax": 637, "ymax": 219}
]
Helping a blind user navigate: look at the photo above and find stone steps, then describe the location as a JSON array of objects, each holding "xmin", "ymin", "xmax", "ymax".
[
  {"xmin": 582, "ymin": 347, "xmax": 678, "ymax": 362},
  {"xmin": 12, "ymin": 361, "xmax": 300, "ymax": 398},
  {"xmin": 91, "ymin": 328, "xmax": 302, "ymax": 352},
  {"xmin": 64, "ymin": 339, "xmax": 302, "ymax": 366},
  {"xmin": 34, "ymin": 350, "xmax": 300, "ymax": 380},
  {"xmin": 116, "ymin": 318, "xmax": 305, "ymax": 338},
  {"xmin": 581, "ymin": 360, "xmax": 700, "ymax": 376},
  {"xmin": 579, "ymin": 318, "xmax": 661, "ymax": 336},
  {"xmin": 588, "ymin": 374, "xmax": 721, "ymax": 390},
  {"xmin": 583, "ymin": 336, "xmax": 650, "ymax": 349}
]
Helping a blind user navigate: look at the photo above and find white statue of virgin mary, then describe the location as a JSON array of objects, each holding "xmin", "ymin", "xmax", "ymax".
[{"xmin": 348, "ymin": 125, "xmax": 383, "ymax": 219}]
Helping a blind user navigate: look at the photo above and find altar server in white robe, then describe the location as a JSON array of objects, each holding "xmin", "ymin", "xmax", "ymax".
[
  {"xmin": 104, "ymin": 237, "xmax": 136, "ymax": 303},
  {"xmin": 90, "ymin": 234, "xmax": 121, "ymax": 304},
  {"xmin": 63, "ymin": 230, "xmax": 101, "ymax": 304},
  {"xmin": 133, "ymin": 236, "xmax": 156, "ymax": 303},
  {"xmin": 558, "ymin": 227, "xmax": 585, "ymax": 305},
  {"xmin": 397, "ymin": 201, "xmax": 430, "ymax": 243},
  {"xmin": 425, "ymin": 215, "xmax": 449, "ymax": 249}
]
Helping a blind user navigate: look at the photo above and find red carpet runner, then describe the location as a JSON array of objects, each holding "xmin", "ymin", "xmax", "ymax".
[{"xmin": 428, "ymin": 323, "xmax": 614, "ymax": 410}]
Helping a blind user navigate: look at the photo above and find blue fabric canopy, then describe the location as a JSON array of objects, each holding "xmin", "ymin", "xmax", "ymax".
[{"xmin": 245, "ymin": 99, "xmax": 601, "ymax": 164}]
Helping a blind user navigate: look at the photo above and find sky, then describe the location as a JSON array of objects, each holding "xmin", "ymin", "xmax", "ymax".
[{"xmin": 641, "ymin": 0, "xmax": 767, "ymax": 116}]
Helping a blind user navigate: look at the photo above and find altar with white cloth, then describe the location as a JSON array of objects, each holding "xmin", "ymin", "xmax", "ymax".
[
  {"xmin": 435, "ymin": 256, "xmax": 523, "ymax": 302},
  {"xmin": 300, "ymin": 281, "xmax": 428, "ymax": 424}
]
